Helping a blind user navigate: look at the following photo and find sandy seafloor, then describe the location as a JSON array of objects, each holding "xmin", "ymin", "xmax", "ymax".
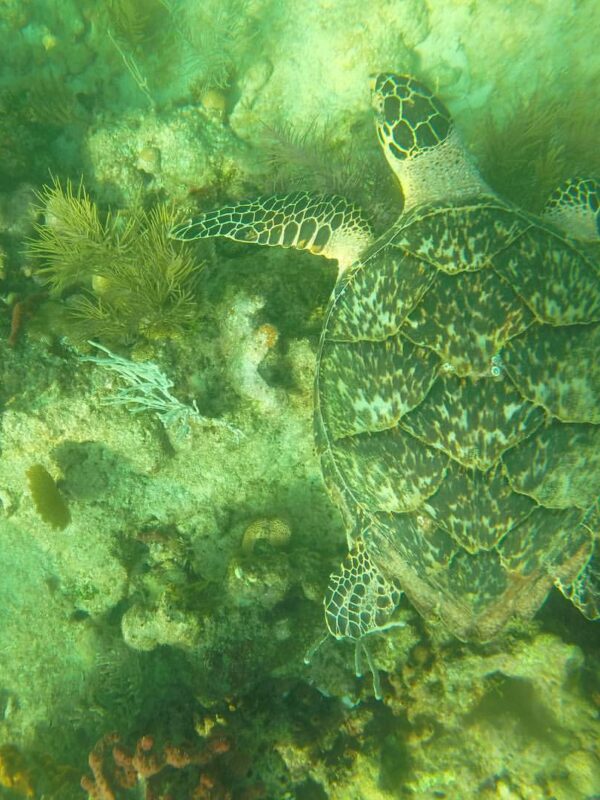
[{"xmin": 0, "ymin": 1, "xmax": 599, "ymax": 798}]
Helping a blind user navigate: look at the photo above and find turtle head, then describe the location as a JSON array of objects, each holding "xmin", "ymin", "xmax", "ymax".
[
  {"xmin": 371, "ymin": 73, "xmax": 488, "ymax": 208},
  {"xmin": 371, "ymin": 73, "xmax": 453, "ymax": 162}
]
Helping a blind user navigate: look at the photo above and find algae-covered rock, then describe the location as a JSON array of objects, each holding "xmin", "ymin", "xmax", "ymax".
[
  {"xmin": 226, "ymin": 551, "xmax": 292, "ymax": 609},
  {"xmin": 121, "ymin": 599, "xmax": 201, "ymax": 652},
  {"xmin": 382, "ymin": 632, "xmax": 600, "ymax": 800},
  {"xmin": 86, "ymin": 106, "xmax": 256, "ymax": 208}
]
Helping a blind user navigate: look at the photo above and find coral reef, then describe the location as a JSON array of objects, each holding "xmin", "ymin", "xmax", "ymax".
[
  {"xmin": 218, "ymin": 292, "xmax": 284, "ymax": 412},
  {"xmin": 1, "ymin": 2, "xmax": 600, "ymax": 800},
  {"xmin": 394, "ymin": 629, "xmax": 600, "ymax": 800},
  {"xmin": 121, "ymin": 591, "xmax": 202, "ymax": 652}
]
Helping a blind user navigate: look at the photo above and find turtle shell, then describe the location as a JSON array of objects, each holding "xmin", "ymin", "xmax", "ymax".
[{"xmin": 315, "ymin": 196, "xmax": 600, "ymax": 641}]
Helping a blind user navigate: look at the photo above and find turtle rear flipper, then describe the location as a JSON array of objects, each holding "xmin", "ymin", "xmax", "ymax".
[
  {"xmin": 557, "ymin": 506, "xmax": 600, "ymax": 620},
  {"xmin": 325, "ymin": 538, "xmax": 403, "ymax": 698},
  {"xmin": 563, "ymin": 554, "xmax": 600, "ymax": 619}
]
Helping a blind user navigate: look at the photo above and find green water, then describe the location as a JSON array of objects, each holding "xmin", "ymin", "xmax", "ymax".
[{"xmin": 1, "ymin": 1, "xmax": 599, "ymax": 798}]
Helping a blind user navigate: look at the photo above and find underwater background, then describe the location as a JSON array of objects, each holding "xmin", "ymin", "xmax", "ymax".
[{"xmin": 0, "ymin": 0, "xmax": 599, "ymax": 798}]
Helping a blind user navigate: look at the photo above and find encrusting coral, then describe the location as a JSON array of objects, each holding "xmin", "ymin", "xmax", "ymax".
[
  {"xmin": 0, "ymin": 744, "xmax": 34, "ymax": 798},
  {"xmin": 81, "ymin": 732, "xmax": 230, "ymax": 799}
]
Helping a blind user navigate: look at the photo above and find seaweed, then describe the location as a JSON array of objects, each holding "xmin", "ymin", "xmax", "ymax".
[
  {"xmin": 101, "ymin": 0, "xmax": 253, "ymax": 102},
  {"xmin": 26, "ymin": 179, "xmax": 203, "ymax": 345},
  {"xmin": 259, "ymin": 119, "xmax": 360, "ymax": 195},
  {"xmin": 106, "ymin": 0, "xmax": 171, "ymax": 48},
  {"xmin": 71, "ymin": 205, "xmax": 200, "ymax": 343},
  {"xmin": 167, "ymin": 0, "xmax": 254, "ymax": 94},
  {"xmin": 27, "ymin": 177, "xmax": 117, "ymax": 295},
  {"xmin": 23, "ymin": 72, "xmax": 88, "ymax": 128},
  {"xmin": 26, "ymin": 463, "xmax": 71, "ymax": 531},
  {"xmin": 99, "ymin": 0, "xmax": 180, "ymax": 108},
  {"xmin": 106, "ymin": 30, "xmax": 156, "ymax": 108},
  {"xmin": 257, "ymin": 116, "xmax": 399, "ymax": 230},
  {"xmin": 477, "ymin": 90, "xmax": 600, "ymax": 213}
]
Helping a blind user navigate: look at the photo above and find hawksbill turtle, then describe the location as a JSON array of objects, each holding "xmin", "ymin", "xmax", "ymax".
[{"xmin": 171, "ymin": 74, "xmax": 600, "ymax": 695}]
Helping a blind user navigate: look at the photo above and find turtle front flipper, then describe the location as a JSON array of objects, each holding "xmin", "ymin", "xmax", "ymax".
[
  {"xmin": 325, "ymin": 537, "xmax": 403, "ymax": 699},
  {"xmin": 542, "ymin": 177, "xmax": 600, "ymax": 241},
  {"xmin": 169, "ymin": 191, "xmax": 373, "ymax": 271}
]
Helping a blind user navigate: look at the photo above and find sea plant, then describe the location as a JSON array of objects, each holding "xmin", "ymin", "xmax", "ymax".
[
  {"xmin": 258, "ymin": 116, "xmax": 397, "ymax": 228},
  {"xmin": 26, "ymin": 178, "xmax": 203, "ymax": 345},
  {"xmin": 477, "ymin": 89, "xmax": 600, "ymax": 212},
  {"xmin": 27, "ymin": 177, "xmax": 118, "ymax": 294},
  {"xmin": 24, "ymin": 71, "xmax": 87, "ymax": 128},
  {"xmin": 106, "ymin": 0, "xmax": 171, "ymax": 47},
  {"xmin": 260, "ymin": 118, "xmax": 363, "ymax": 196},
  {"xmin": 166, "ymin": 0, "xmax": 254, "ymax": 94}
]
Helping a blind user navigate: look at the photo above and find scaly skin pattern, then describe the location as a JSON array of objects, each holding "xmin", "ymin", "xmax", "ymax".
[
  {"xmin": 315, "ymin": 195, "xmax": 600, "ymax": 641},
  {"xmin": 171, "ymin": 191, "xmax": 373, "ymax": 270}
]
